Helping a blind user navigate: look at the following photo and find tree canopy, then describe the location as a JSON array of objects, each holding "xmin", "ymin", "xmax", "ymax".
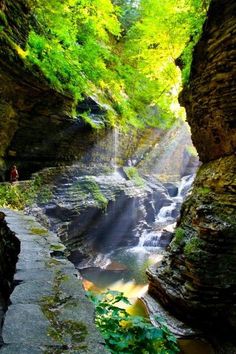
[{"xmin": 25, "ymin": 0, "xmax": 209, "ymax": 129}]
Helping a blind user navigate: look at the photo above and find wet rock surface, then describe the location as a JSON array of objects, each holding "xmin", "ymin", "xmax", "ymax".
[
  {"xmin": 148, "ymin": 156, "xmax": 236, "ymax": 328},
  {"xmin": 148, "ymin": 0, "xmax": 236, "ymax": 336},
  {"xmin": 29, "ymin": 165, "xmax": 161, "ymax": 262},
  {"xmin": 179, "ymin": 0, "xmax": 236, "ymax": 163},
  {"xmin": 0, "ymin": 212, "xmax": 20, "ymax": 344},
  {"xmin": 28, "ymin": 159, "xmax": 197, "ymax": 272},
  {"xmin": 0, "ymin": 209, "xmax": 109, "ymax": 354},
  {"xmin": 25, "ymin": 121, "xmax": 198, "ymax": 270},
  {"xmin": 0, "ymin": 212, "xmax": 20, "ymax": 298}
]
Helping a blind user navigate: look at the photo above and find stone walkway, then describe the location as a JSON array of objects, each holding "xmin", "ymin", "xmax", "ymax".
[{"xmin": 0, "ymin": 209, "xmax": 109, "ymax": 354}]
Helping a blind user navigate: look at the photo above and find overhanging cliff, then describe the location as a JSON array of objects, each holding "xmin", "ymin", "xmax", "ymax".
[{"xmin": 0, "ymin": 0, "xmax": 110, "ymax": 180}]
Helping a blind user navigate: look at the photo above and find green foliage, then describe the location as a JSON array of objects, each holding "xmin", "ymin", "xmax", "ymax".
[
  {"xmin": 123, "ymin": 167, "xmax": 145, "ymax": 187},
  {"xmin": 27, "ymin": 0, "xmax": 121, "ymax": 102},
  {"xmin": 88, "ymin": 290, "xmax": 180, "ymax": 354},
  {"xmin": 25, "ymin": 0, "xmax": 209, "ymax": 129},
  {"xmin": 170, "ymin": 227, "xmax": 185, "ymax": 252},
  {"xmin": 73, "ymin": 176, "xmax": 108, "ymax": 209},
  {"xmin": 174, "ymin": 227, "xmax": 185, "ymax": 245},
  {"xmin": 0, "ymin": 183, "xmax": 29, "ymax": 210},
  {"xmin": 79, "ymin": 111, "xmax": 105, "ymax": 130},
  {"xmin": 0, "ymin": 176, "xmax": 52, "ymax": 210},
  {"xmin": 198, "ymin": 186, "xmax": 211, "ymax": 195},
  {"xmin": 184, "ymin": 236, "xmax": 205, "ymax": 261},
  {"xmin": 0, "ymin": 10, "xmax": 8, "ymax": 27},
  {"xmin": 180, "ymin": 0, "xmax": 211, "ymax": 84}
]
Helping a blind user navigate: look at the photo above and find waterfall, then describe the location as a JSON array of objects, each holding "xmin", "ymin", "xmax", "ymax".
[
  {"xmin": 177, "ymin": 174, "xmax": 195, "ymax": 197},
  {"xmin": 136, "ymin": 174, "xmax": 195, "ymax": 249}
]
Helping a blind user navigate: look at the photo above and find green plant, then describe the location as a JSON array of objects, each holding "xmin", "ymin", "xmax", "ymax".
[
  {"xmin": 174, "ymin": 227, "xmax": 185, "ymax": 245},
  {"xmin": 184, "ymin": 236, "xmax": 205, "ymax": 261},
  {"xmin": 0, "ymin": 183, "xmax": 33, "ymax": 210},
  {"xmin": 198, "ymin": 187, "xmax": 211, "ymax": 195},
  {"xmin": 170, "ymin": 227, "xmax": 185, "ymax": 252},
  {"xmin": 24, "ymin": 0, "xmax": 209, "ymax": 130},
  {"xmin": 0, "ymin": 176, "xmax": 52, "ymax": 210},
  {"xmin": 79, "ymin": 111, "xmax": 105, "ymax": 130},
  {"xmin": 73, "ymin": 177, "xmax": 108, "ymax": 210},
  {"xmin": 88, "ymin": 290, "xmax": 179, "ymax": 354},
  {"xmin": 0, "ymin": 10, "xmax": 8, "ymax": 27},
  {"xmin": 124, "ymin": 167, "xmax": 145, "ymax": 187}
]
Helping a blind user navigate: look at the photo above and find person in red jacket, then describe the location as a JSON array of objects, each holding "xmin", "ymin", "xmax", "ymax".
[{"xmin": 10, "ymin": 165, "xmax": 19, "ymax": 183}]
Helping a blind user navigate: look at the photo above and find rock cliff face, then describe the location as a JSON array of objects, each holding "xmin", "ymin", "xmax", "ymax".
[
  {"xmin": 26, "ymin": 121, "xmax": 197, "ymax": 268},
  {"xmin": 0, "ymin": 1, "xmax": 166, "ymax": 183},
  {"xmin": 0, "ymin": 212, "xmax": 20, "ymax": 299},
  {"xmin": 0, "ymin": 0, "xmax": 80, "ymax": 179},
  {"xmin": 0, "ymin": 211, "xmax": 20, "ymax": 337},
  {"xmin": 148, "ymin": 0, "xmax": 236, "ymax": 331},
  {"xmin": 0, "ymin": 1, "xmax": 135, "ymax": 180}
]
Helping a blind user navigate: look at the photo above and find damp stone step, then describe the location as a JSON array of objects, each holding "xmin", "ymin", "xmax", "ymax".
[{"xmin": 0, "ymin": 208, "xmax": 109, "ymax": 354}]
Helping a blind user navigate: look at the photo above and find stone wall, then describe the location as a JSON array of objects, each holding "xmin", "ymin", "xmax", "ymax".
[{"xmin": 148, "ymin": 0, "xmax": 236, "ymax": 332}]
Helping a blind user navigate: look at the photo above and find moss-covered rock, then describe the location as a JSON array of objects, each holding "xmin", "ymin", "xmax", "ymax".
[{"xmin": 148, "ymin": 0, "xmax": 236, "ymax": 332}]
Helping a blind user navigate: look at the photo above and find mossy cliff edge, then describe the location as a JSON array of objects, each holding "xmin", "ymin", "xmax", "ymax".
[
  {"xmin": 148, "ymin": 0, "xmax": 236, "ymax": 331},
  {"xmin": 0, "ymin": 0, "xmax": 152, "ymax": 181},
  {"xmin": 0, "ymin": 0, "xmax": 78, "ymax": 178}
]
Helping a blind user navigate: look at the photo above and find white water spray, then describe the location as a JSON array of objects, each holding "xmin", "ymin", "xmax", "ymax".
[{"xmin": 137, "ymin": 174, "xmax": 195, "ymax": 249}]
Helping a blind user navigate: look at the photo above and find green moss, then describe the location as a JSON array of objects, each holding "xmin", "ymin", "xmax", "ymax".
[
  {"xmin": 45, "ymin": 258, "xmax": 63, "ymax": 268},
  {"xmin": 0, "ymin": 31, "xmax": 20, "ymax": 61},
  {"xmin": 184, "ymin": 236, "xmax": 205, "ymax": 261},
  {"xmin": 123, "ymin": 167, "xmax": 145, "ymax": 188},
  {"xmin": 175, "ymin": 227, "xmax": 185, "ymax": 241},
  {"xmin": 41, "ymin": 271, "xmax": 88, "ymax": 351},
  {"xmin": 73, "ymin": 177, "xmax": 108, "ymax": 210},
  {"xmin": 0, "ymin": 100, "xmax": 15, "ymax": 116},
  {"xmin": 79, "ymin": 111, "xmax": 105, "ymax": 130},
  {"xmin": 0, "ymin": 176, "xmax": 52, "ymax": 210},
  {"xmin": 0, "ymin": 11, "xmax": 8, "ymax": 27},
  {"xmin": 197, "ymin": 187, "xmax": 211, "ymax": 195},
  {"xmin": 50, "ymin": 243, "xmax": 66, "ymax": 251},
  {"xmin": 30, "ymin": 227, "xmax": 48, "ymax": 236},
  {"xmin": 174, "ymin": 227, "xmax": 185, "ymax": 245},
  {"xmin": 170, "ymin": 228, "xmax": 185, "ymax": 252}
]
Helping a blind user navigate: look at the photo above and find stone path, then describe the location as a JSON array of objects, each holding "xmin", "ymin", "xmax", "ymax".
[{"xmin": 0, "ymin": 208, "xmax": 109, "ymax": 354}]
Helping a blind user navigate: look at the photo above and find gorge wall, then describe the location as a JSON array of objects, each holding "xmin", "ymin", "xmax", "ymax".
[
  {"xmin": 0, "ymin": 0, "xmax": 160, "ymax": 181},
  {"xmin": 0, "ymin": 212, "xmax": 20, "ymax": 298},
  {"xmin": 148, "ymin": 0, "xmax": 236, "ymax": 331},
  {"xmin": 0, "ymin": 211, "xmax": 20, "ymax": 338}
]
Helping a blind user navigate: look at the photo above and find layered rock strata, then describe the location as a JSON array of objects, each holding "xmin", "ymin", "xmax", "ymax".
[
  {"xmin": 148, "ymin": 0, "xmax": 236, "ymax": 331},
  {"xmin": 0, "ymin": 212, "xmax": 20, "ymax": 299},
  {"xmin": 0, "ymin": 0, "xmax": 165, "ymax": 181},
  {"xmin": 0, "ymin": 212, "xmax": 20, "ymax": 344}
]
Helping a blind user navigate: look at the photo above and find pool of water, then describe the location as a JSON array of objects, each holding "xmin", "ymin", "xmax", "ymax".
[
  {"xmin": 79, "ymin": 246, "xmax": 215, "ymax": 354},
  {"xmin": 80, "ymin": 246, "xmax": 163, "ymax": 287}
]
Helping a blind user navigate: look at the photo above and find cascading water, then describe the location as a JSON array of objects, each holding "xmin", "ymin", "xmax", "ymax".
[
  {"xmin": 79, "ymin": 173, "xmax": 195, "ymax": 294},
  {"xmin": 136, "ymin": 174, "xmax": 195, "ymax": 249}
]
